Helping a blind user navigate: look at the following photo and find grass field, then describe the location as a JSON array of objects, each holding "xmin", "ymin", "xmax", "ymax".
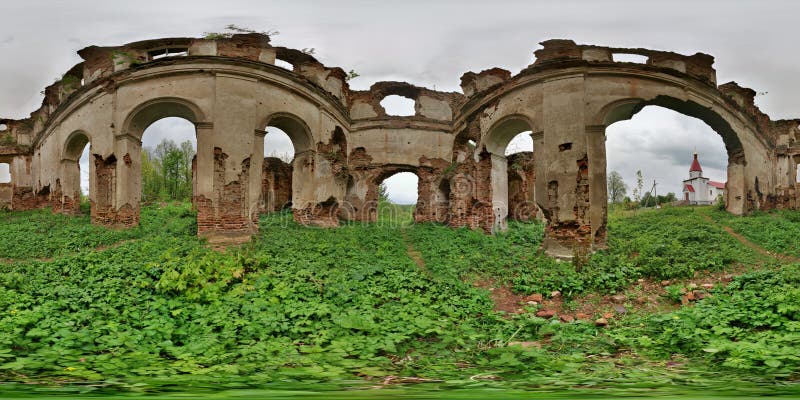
[{"xmin": 0, "ymin": 204, "xmax": 798, "ymax": 397}]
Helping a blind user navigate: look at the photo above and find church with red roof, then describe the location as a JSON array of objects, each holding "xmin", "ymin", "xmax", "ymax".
[{"xmin": 682, "ymin": 153, "xmax": 726, "ymax": 205}]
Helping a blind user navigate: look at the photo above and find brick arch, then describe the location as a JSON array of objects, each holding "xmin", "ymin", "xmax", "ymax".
[
  {"xmin": 482, "ymin": 114, "xmax": 535, "ymax": 156},
  {"xmin": 261, "ymin": 112, "xmax": 315, "ymax": 154},
  {"xmin": 56, "ymin": 130, "xmax": 92, "ymax": 215},
  {"xmin": 596, "ymin": 95, "xmax": 750, "ymax": 214},
  {"xmin": 479, "ymin": 115, "xmax": 536, "ymax": 232},
  {"xmin": 596, "ymin": 95, "xmax": 746, "ymax": 161},
  {"xmin": 61, "ymin": 130, "xmax": 91, "ymax": 162},
  {"xmin": 121, "ymin": 97, "xmax": 207, "ymax": 141}
]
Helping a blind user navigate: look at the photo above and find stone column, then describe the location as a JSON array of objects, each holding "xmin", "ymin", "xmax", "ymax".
[
  {"xmin": 58, "ymin": 159, "xmax": 81, "ymax": 214},
  {"xmin": 252, "ymin": 129, "xmax": 267, "ymax": 219},
  {"xmin": 113, "ymin": 133, "xmax": 141, "ymax": 226},
  {"xmin": 532, "ymin": 131, "xmax": 545, "ymax": 220},
  {"xmin": 586, "ymin": 125, "xmax": 608, "ymax": 248},
  {"xmin": 193, "ymin": 121, "xmax": 217, "ymax": 236},
  {"xmin": 726, "ymin": 150, "xmax": 746, "ymax": 214},
  {"xmin": 539, "ymin": 74, "xmax": 589, "ymax": 258},
  {"xmin": 490, "ymin": 152, "xmax": 508, "ymax": 233}
]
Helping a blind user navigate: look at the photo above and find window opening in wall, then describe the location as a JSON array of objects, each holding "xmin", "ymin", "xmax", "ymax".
[
  {"xmin": 613, "ymin": 53, "xmax": 649, "ymax": 63},
  {"xmin": 150, "ymin": 48, "xmax": 188, "ymax": 60},
  {"xmin": 505, "ymin": 131, "xmax": 533, "ymax": 156},
  {"xmin": 264, "ymin": 127, "xmax": 295, "ymax": 163},
  {"xmin": 0, "ymin": 163, "xmax": 10, "ymax": 183},
  {"xmin": 380, "ymin": 95, "xmax": 416, "ymax": 116},
  {"xmin": 274, "ymin": 59, "xmax": 293, "ymax": 70},
  {"xmin": 378, "ymin": 172, "xmax": 418, "ymax": 226}
]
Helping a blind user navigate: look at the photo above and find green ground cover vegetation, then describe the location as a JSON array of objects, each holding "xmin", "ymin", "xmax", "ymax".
[{"xmin": 0, "ymin": 204, "xmax": 798, "ymax": 397}]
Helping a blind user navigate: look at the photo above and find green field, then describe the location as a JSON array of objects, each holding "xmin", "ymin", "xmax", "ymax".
[{"xmin": 0, "ymin": 204, "xmax": 799, "ymax": 397}]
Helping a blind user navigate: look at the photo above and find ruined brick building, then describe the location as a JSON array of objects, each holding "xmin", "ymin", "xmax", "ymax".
[{"xmin": 1, "ymin": 34, "xmax": 798, "ymax": 256}]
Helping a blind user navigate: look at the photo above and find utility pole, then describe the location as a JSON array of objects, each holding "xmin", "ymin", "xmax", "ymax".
[{"xmin": 653, "ymin": 179, "xmax": 658, "ymax": 208}]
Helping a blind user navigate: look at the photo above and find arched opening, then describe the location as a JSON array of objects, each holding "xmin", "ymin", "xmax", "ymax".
[
  {"xmin": 484, "ymin": 116, "xmax": 538, "ymax": 231},
  {"xmin": 140, "ymin": 117, "xmax": 197, "ymax": 204},
  {"xmin": 61, "ymin": 131, "xmax": 91, "ymax": 215},
  {"xmin": 380, "ymin": 95, "xmax": 416, "ymax": 117},
  {"xmin": 78, "ymin": 145, "xmax": 89, "ymax": 201},
  {"xmin": 606, "ymin": 106, "xmax": 729, "ymax": 210},
  {"xmin": 261, "ymin": 127, "xmax": 294, "ymax": 213},
  {"xmin": 274, "ymin": 59, "xmax": 293, "ymax": 71},
  {"xmin": 602, "ymin": 96, "xmax": 745, "ymax": 214},
  {"xmin": 504, "ymin": 132, "xmax": 537, "ymax": 222},
  {"xmin": 121, "ymin": 98, "xmax": 204, "ymax": 227},
  {"xmin": 377, "ymin": 171, "xmax": 418, "ymax": 226},
  {"xmin": 263, "ymin": 127, "xmax": 295, "ymax": 163},
  {"xmin": 794, "ymin": 159, "xmax": 800, "ymax": 184},
  {"xmin": 0, "ymin": 160, "xmax": 10, "ymax": 209},
  {"xmin": 0, "ymin": 162, "xmax": 10, "ymax": 183},
  {"xmin": 261, "ymin": 114, "xmax": 313, "ymax": 216}
]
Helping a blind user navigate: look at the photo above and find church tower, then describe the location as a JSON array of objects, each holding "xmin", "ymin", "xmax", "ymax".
[{"xmin": 689, "ymin": 152, "xmax": 703, "ymax": 178}]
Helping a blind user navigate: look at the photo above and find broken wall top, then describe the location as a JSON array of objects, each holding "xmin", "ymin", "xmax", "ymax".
[{"xmin": 2, "ymin": 34, "xmax": 795, "ymax": 150}]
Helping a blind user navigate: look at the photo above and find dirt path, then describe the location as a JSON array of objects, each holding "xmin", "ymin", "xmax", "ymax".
[
  {"xmin": 400, "ymin": 230, "xmax": 429, "ymax": 275},
  {"xmin": 703, "ymin": 215, "xmax": 800, "ymax": 263}
]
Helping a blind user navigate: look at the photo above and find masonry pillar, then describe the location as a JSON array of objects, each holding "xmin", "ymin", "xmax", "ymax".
[
  {"xmin": 57, "ymin": 159, "xmax": 81, "ymax": 214},
  {"xmin": 490, "ymin": 153, "xmax": 508, "ymax": 233},
  {"xmin": 532, "ymin": 131, "xmax": 546, "ymax": 217},
  {"xmin": 252, "ymin": 129, "xmax": 267, "ymax": 217},
  {"xmin": 726, "ymin": 150, "xmax": 746, "ymax": 214},
  {"xmin": 586, "ymin": 125, "xmax": 608, "ymax": 248},
  {"xmin": 113, "ymin": 134, "xmax": 140, "ymax": 226},
  {"xmin": 539, "ymin": 75, "xmax": 591, "ymax": 258}
]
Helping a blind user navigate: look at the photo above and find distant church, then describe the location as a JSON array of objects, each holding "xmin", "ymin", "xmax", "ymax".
[{"xmin": 682, "ymin": 153, "xmax": 725, "ymax": 205}]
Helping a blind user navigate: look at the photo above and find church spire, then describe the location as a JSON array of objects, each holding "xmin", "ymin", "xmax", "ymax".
[{"xmin": 689, "ymin": 152, "xmax": 703, "ymax": 173}]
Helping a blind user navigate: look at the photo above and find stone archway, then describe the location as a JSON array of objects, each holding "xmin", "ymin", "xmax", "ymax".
[
  {"xmin": 114, "ymin": 98, "xmax": 207, "ymax": 228},
  {"xmin": 598, "ymin": 96, "xmax": 748, "ymax": 216},
  {"xmin": 57, "ymin": 131, "xmax": 91, "ymax": 216},
  {"xmin": 481, "ymin": 115, "xmax": 536, "ymax": 233}
]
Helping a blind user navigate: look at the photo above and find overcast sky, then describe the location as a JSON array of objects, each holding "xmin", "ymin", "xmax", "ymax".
[{"xmin": 1, "ymin": 0, "xmax": 797, "ymax": 202}]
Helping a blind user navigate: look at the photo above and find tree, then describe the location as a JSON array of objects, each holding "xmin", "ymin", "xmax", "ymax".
[
  {"xmin": 607, "ymin": 171, "xmax": 627, "ymax": 203},
  {"xmin": 632, "ymin": 170, "xmax": 644, "ymax": 207},
  {"xmin": 378, "ymin": 182, "xmax": 389, "ymax": 202},
  {"xmin": 142, "ymin": 139, "xmax": 195, "ymax": 202}
]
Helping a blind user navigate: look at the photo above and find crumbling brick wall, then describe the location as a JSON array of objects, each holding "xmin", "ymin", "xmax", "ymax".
[
  {"xmin": 90, "ymin": 154, "xmax": 118, "ymax": 225},
  {"xmin": 196, "ymin": 148, "xmax": 253, "ymax": 236},
  {"xmin": 51, "ymin": 178, "xmax": 81, "ymax": 215},
  {"xmin": 0, "ymin": 183, "xmax": 12, "ymax": 209},
  {"xmin": 261, "ymin": 157, "xmax": 292, "ymax": 213},
  {"xmin": 295, "ymin": 197, "xmax": 340, "ymax": 227},
  {"xmin": 506, "ymin": 152, "xmax": 538, "ymax": 221}
]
